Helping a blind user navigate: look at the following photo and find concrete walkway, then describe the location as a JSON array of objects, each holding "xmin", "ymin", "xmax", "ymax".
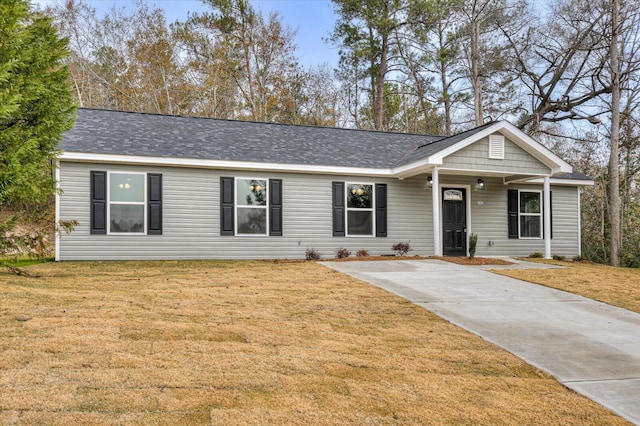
[{"xmin": 322, "ymin": 259, "xmax": 640, "ymax": 425}]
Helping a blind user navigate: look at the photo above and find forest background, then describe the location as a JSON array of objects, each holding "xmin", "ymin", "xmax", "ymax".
[{"xmin": 36, "ymin": 0, "xmax": 640, "ymax": 266}]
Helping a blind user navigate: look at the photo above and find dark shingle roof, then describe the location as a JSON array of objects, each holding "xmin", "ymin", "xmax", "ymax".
[
  {"xmin": 395, "ymin": 121, "xmax": 498, "ymax": 166},
  {"xmin": 60, "ymin": 108, "xmax": 442, "ymax": 169},
  {"xmin": 61, "ymin": 109, "xmax": 590, "ymax": 182}
]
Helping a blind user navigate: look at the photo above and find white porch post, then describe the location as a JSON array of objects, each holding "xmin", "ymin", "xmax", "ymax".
[
  {"xmin": 432, "ymin": 169, "xmax": 441, "ymax": 256},
  {"xmin": 543, "ymin": 176, "xmax": 551, "ymax": 259}
]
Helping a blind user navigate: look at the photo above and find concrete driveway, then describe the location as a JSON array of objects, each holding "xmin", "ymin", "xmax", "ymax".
[{"xmin": 322, "ymin": 259, "xmax": 640, "ymax": 425}]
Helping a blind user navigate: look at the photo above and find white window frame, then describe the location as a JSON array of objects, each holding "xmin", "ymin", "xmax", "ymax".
[
  {"xmin": 345, "ymin": 182, "xmax": 375, "ymax": 237},
  {"xmin": 518, "ymin": 189, "xmax": 542, "ymax": 239},
  {"xmin": 489, "ymin": 134, "xmax": 505, "ymax": 159},
  {"xmin": 107, "ymin": 171, "xmax": 147, "ymax": 235},
  {"xmin": 235, "ymin": 177, "xmax": 269, "ymax": 237}
]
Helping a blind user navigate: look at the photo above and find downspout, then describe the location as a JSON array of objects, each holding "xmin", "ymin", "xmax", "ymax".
[{"xmin": 543, "ymin": 176, "xmax": 551, "ymax": 259}]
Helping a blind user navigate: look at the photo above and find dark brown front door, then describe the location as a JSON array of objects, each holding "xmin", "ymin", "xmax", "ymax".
[{"xmin": 442, "ymin": 188, "xmax": 466, "ymax": 256}]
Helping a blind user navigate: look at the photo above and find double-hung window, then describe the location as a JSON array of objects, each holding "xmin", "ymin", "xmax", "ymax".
[
  {"xmin": 332, "ymin": 181, "xmax": 387, "ymax": 238},
  {"xmin": 519, "ymin": 191, "xmax": 542, "ymax": 238},
  {"xmin": 220, "ymin": 177, "xmax": 282, "ymax": 237},
  {"xmin": 508, "ymin": 189, "xmax": 547, "ymax": 240},
  {"xmin": 90, "ymin": 171, "xmax": 162, "ymax": 235},
  {"xmin": 236, "ymin": 178, "xmax": 268, "ymax": 235},
  {"xmin": 346, "ymin": 183, "xmax": 374, "ymax": 236},
  {"xmin": 108, "ymin": 172, "xmax": 146, "ymax": 234}
]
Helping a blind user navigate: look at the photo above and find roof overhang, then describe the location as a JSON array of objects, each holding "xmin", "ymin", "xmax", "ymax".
[
  {"xmin": 58, "ymin": 152, "xmax": 396, "ymax": 177},
  {"xmin": 59, "ymin": 121, "xmax": 581, "ymax": 184}
]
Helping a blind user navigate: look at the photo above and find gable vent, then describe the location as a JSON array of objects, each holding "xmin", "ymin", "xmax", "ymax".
[{"xmin": 489, "ymin": 135, "xmax": 505, "ymax": 159}]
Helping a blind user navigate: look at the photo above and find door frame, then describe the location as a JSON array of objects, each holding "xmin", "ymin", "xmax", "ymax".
[{"xmin": 438, "ymin": 183, "xmax": 472, "ymax": 257}]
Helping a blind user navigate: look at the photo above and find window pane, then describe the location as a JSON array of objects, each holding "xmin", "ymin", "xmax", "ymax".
[
  {"xmin": 520, "ymin": 216, "xmax": 541, "ymax": 238},
  {"xmin": 237, "ymin": 179, "xmax": 267, "ymax": 206},
  {"xmin": 347, "ymin": 184, "xmax": 372, "ymax": 208},
  {"xmin": 110, "ymin": 205, "xmax": 144, "ymax": 233},
  {"xmin": 237, "ymin": 207, "xmax": 267, "ymax": 234},
  {"xmin": 520, "ymin": 192, "xmax": 540, "ymax": 214},
  {"xmin": 110, "ymin": 173, "xmax": 144, "ymax": 202},
  {"xmin": 348, "ymin": 211, "xmax": 373, "ymax": 235}
]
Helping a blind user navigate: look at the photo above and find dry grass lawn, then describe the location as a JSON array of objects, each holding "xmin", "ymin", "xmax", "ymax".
[
  {"xmin": 0, "ymin": 260, "xmax": 629, "ymax": 425},
  {"xmin": 494, "ymin": 259, "xmax": 640, "ymax": 314}
]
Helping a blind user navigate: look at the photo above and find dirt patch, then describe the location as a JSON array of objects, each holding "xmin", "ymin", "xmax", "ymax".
[
  {"xmin": 430, "ymin": 256, "xmax": 514, "ymax": 266},
  {"xmin": 0, "ymin": 260, "xmax": 626, "ymax": 424}
]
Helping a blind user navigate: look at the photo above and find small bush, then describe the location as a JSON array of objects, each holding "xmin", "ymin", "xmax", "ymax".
[
  {"xmin": 392, "ymin": 241, "xmax": 412, "ymax": 256},
  {"xmin": 468, "ymin": 233, "xmax": 478, "ymax": 259},
  {"xmin": 552, "ymin": 254, "xmax": 566, "ymax": 261},
  {"xmin": 529, "ymin": 252, "xmax": 543, "ymax": 258},
  {"xmin": 572, "ymin": 255, "xmax": 585, "ymax": 262},
  {"xmin": 356, "ymin": 248, "xmax": 370, "ymax": 258},
  {"xmin": 305, "ymin": 248, "xmax": 321, "ymax": 261},
  {"xmin": 336, "ymin": 247, "xmax": 351, "ymax": 259}
]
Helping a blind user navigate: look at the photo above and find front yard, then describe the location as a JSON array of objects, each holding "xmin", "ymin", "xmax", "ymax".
[
  {"xmin": 495, "ymin": 259, "xmax": 640, "ymax": 314},
  {"xmin": 0, "ymin": 260, "xmax": 628, "ymax": 424}
]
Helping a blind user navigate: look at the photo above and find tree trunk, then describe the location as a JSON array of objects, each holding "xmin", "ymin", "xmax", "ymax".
[
  {"xmin": 609, "ymin": 0, "xmax": 621, "ymax": 266},
  {"xmin": 438, "ymin": 22, "xmax": 452, "ymax": 136},
  {"xmin": 374, "ymin": 33, "xmax": 389, "ymax": 131},
  {"xmin": 470, "ymin": 17, "xmax": 483, "ymax": 126}
]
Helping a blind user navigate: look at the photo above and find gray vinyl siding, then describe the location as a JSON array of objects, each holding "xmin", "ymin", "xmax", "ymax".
[
  {"xmin": 442, "ymin": 136, "xmax": 551, "ymax": 175},
  {"xmin": 58, "ymin": 162, "xmax": 432, "ymax": 260},
  {"xmin": 437, "ymin": 176, "xmax": 580, "ymax": 258}
]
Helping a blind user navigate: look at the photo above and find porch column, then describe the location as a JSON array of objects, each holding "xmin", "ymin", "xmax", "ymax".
[
  {"xmin": 543, "ymin": 176, "xmax": 551, "ymax": 259},
  {"xmin": 432, "ymin": 169, "xmax": 441, "ymax": 256}
]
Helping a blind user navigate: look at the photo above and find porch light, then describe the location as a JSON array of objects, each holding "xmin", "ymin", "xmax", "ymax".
[
  {"xmin": 427, "ymin": 176, "xmax": 433, "ymax": 188},
  {"xmin": 477, "ymin": 179, "xmax": 485, "ymax": 190}
]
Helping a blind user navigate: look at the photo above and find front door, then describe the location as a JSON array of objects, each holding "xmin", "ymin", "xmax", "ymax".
[{"xmin": 442, "ymin": 188, "xmax": 466, "ymax": 256}]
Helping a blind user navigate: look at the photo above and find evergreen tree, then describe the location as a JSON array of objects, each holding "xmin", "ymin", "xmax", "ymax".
[{"xmin": 0, "ymin": 0, "xmax": 75, "ymax": 263}]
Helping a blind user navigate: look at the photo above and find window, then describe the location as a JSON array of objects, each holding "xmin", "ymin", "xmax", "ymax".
[
  {"xmin": 236, "ymin": 178, "xmax": 268, "ymax": 235},
  {"xmin": 332, "ymin": 182, "xmax": 386, "ymax": 238},
  {"xmin": 220, "ymin": 177, "xmax": 282, "ymax": 237},
  {"xmin": 508, "ymin": 189, "xmax": 547, "ymax": 239},
  {"xmin": 90, "ymin": 171, "xmax": 162, "ymax": 235},
  {"xmin": 519, "ymin": 191, "xmax": 541, "ymax": 238},
  {"xmin": 346, "ymin": 183, "xmax": 374, "ymax": 236},
  {"xmin": 109, "ymin": 172, "xmax": 145, "ymax": 233}
]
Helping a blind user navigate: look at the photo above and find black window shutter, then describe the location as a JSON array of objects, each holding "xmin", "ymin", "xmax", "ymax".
[
  {"xmin": 220, "ymin": 177, "xmax": 235, "ymax": 236},
  {"xmin": 269, "ymin": 179, "xmax": 283, "ymax": 236},
  {"xmin": 375, "ymin": 183, "xmax": 387, "ymax": 237},
  {"xmin": 147, "ymin": 173, "xmax": 162, "ymax": 235},
  {"xmin": 90, "ymin": 171, "xmax": 107, "ymax": 234},
  {"xmin": 507, "ymin": 189, "xmax": 519, "ymax": 239},
  {"xmin": 332, "ymin": 181, "xmax": 345, "ymax": 237}
]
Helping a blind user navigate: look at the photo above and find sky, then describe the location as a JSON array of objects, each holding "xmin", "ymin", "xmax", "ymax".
[{"xmin": 32, "ymin": 0, "xmax": 341, "ymax": 68}]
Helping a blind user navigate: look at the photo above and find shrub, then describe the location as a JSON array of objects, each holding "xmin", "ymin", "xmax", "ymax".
[
  {"xmin": 305, "ymin": 248, "xmax": 321, "ymax": 261},
  {"xmin": 572, "ymin": 255, "xmax": 585, "ymax": 262},
  {"xmin": 529, "ymin": 252, "xmax": 543, "ymax": 258},
  {"xmin": 356, "ymin": 248, "xmax": 370, "ymax": 258},
  {"xmin": 336, "ymin": 247, "xmax": 351, "ymax": 259},
  {"xmin": 392, "ymin": 241, "xmax": 412, "ymax": 256},
  {"xmin": 468, "ymin": 233, "xmax": 478, "ymax": 259},
  {"xmin": 552, "ymin": 254, "xmax": 566, "ymax": 261}
]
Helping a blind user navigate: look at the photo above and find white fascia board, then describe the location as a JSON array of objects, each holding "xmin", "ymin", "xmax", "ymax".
[
  {"xmin": 524, "ymin": 177, "xmax": 594, "ymax": 186},
  {"xmin": 59, "ymin": 152, "xmax": 395, "ymax": 177},
  {"xmin": 426, "ymin": 121, "xmax": 573, "ymax": 174},
  {"xmin": 498, "ymin": 122, "xmax": 573, "ymax": 173},
  {"xmin": 391, "ymin": 158, "xmax": 437, "ymax": 179}
]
